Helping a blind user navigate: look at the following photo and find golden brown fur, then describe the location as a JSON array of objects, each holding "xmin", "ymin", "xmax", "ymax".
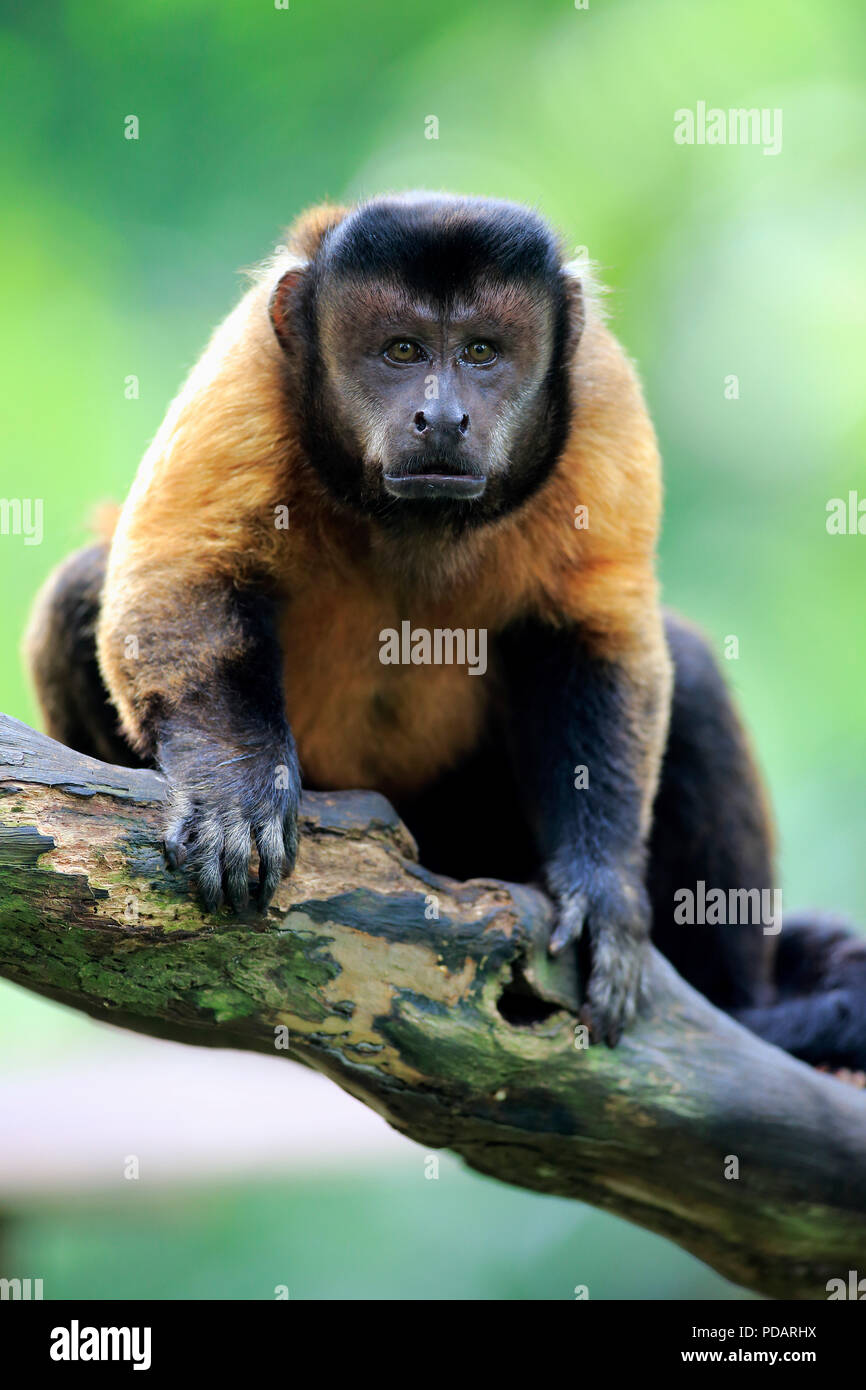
[{"xmin": 96, "ymin": 202, "xmax": 669, "ymax": 813}]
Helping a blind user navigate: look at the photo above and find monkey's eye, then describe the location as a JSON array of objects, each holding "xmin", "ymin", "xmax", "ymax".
[
  {"xmin": 384, "ymin": 340, "xmax": 426, "ymax": 364},
  {"xmin": 461, "ymin": 341, "xmax": 498, "ymax": 365}
]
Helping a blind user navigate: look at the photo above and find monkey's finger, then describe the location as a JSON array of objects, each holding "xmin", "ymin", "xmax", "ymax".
[
  {"xmin": 222, "ymin": 818, "xmax": 253, "ymax": 912},
  {"xmin": 282, "ymin": 811, "xmax": 299, "ymax": 877},
  {"xmin": 163, "ymin": 787, "xmax": 194, "ymax": 869},
  {"xmin": 578, "ymin": 1003, "xmax": 599, "ymax": 1044},
  {"xmin": 255, "ymin": 818, "xmax": 286, "ymax": 912},
  {"xmin": 586, "ymin": 945, "xmax": 642, "ymax": 1048},
  {"xmin": 549, "ymin": 920, "xmax": 579, "ymax": 954},
  {"xmin": 164, "ymin": 819, "xmax": 192, "ymax": 870},
  {"xmin": 549, "ymin": 894, "xmax": 587, "ymax": 954},
  {"xmin": 580, "ymin": 995, "xmax": 622, "ymax": 1047},
  {"xmin": 191, "ymin": 816, "xmax": 226, "ymax": 913},
  {"xmin": 604, "ymin": 1014, "xmax": 624, "ymax": 1048}
]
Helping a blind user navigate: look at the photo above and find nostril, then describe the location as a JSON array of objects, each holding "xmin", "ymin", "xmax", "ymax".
[
  {"xmin": 459, "ymin": 414, "xmax": 470, "ymax": 435},
  {"xmin": 413, "ymin": 411, "xmax": 427, "ymax": 434}
]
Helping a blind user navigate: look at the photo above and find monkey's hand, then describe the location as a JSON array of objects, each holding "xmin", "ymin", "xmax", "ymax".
[
  {"xmin": 158, "ymin": 716, "xmax": 301, "ymax": 914},
  {"xmin": 548, "ymin": 863, "xmax": 650, "ymax": 1046}
]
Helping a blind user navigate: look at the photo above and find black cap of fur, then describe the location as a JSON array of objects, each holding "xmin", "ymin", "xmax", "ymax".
[{"xmin": 319, "ymin": 192, "xmax": 565, "ymax": 298}]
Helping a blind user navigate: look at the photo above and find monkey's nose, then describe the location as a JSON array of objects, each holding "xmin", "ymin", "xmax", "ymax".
[{"xmin": 413, "ymin": 410, "xmax": 470, "ymax": 437}]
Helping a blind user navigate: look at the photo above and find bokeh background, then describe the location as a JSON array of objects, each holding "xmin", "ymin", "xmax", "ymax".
[{"xmin": 1, "ymin": 0, "xmax": 864, "ymax": 1299}]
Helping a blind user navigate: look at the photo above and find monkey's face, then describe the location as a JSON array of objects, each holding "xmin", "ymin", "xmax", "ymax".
[
  {"xmin": 315, "ymin": 275, "xmax": 560, "ymax": 518},
  {"xmin": 271, "ymin": 195, "xmax": 582, "ymax": 534}
]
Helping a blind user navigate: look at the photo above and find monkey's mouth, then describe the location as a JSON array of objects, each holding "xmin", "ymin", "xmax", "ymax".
[{"xmin": 383, "ymin": 472, "xmax": 487, "ymax": 501}]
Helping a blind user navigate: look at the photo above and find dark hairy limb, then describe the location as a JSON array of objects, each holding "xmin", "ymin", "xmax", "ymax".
[
  {"xmin": 735, "ymin": 916, "xmax": 866, "ymax": 1070},
  {"xmin": 155, "ymin": 592, "xmax": 301, "ymax": 913},
  {"xmin": 28, "ymin": 544, "xmax": 300, "ymax": 914},
  {"xmin": 499, "ymin": 620, "xmax": 660, "ymax": 1045}
]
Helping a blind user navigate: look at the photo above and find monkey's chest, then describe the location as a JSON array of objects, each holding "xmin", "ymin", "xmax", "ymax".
[{"xmin": 279, "ymin": 592, "xmax": 491, "ymax": 799}]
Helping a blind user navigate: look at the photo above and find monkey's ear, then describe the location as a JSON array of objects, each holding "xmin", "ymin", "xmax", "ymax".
[
  {"xmin": 267, "ymin": 256, "xmax": 310, "ymax": 350},
  {"xmin": 561, "ymin": 260, "xmax": 586, "ymax": 345}
]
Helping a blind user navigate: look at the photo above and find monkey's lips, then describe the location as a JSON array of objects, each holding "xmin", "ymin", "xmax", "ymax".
[{"xmin": 383, "ymin": 472, "xmax": 487, "ymax": 501}]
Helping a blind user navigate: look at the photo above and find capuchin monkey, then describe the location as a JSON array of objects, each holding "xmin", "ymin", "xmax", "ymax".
[{"xmin": 24, "ymin": 192, "xmax": 866, "ymax": 1065}]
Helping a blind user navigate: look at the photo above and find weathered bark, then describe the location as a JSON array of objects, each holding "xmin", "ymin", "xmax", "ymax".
[{"xmin": 1, "ymin": 711, "xmax": 864, "ymax": 1297}]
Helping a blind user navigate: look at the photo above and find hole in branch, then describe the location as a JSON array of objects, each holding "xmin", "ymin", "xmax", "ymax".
[{"xmin": 497, "ymin": 961, "xmax": 561, "ymax": 1026}]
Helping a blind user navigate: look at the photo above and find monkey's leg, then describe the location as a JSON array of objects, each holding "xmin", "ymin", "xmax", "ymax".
[
  {"xmin": 647, "ymin": 615, "xmax": 866, "ymax": 1069},
  {"xmin": 734, "ymin": 915, "xmax": 866, "ymax": 1070},
  {"xmin": 647, "ymin": 612, "xmax": 777, "ymax": 1011},
  {"xmin": 24, "ymin": 544, "xmax": 141, "ymax": 767}
]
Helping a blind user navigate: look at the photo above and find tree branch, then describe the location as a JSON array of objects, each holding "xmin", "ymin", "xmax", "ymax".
[{"xmin": 1, "ymin": 711, "xmax": 864, "ymax": 1297}]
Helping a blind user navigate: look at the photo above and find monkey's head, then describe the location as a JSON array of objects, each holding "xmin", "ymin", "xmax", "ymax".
[{"xmin": 269, "ymin": 193, "xmax": 584, "ymax": 534}]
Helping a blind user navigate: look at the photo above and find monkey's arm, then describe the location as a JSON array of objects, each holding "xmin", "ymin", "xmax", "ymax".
[
  {"xmin": 96, "ymin": 281, "xmax": 304, "ymax": 910},
  {"xmin": 492, "ymin": 312, "xmax": 671, "ymax": 1041},
  {"xmin": 500, "ymin": 602, "xmax": 672, "ymax": 1043},
  {"xmin": 98, "ymin": 575, "xmax": 299, "ymax": 912}
]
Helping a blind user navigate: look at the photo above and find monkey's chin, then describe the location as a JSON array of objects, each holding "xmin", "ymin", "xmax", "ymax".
[{"xmin": 383, "ymin": 473, "xmax": 487, "ymax": 501}]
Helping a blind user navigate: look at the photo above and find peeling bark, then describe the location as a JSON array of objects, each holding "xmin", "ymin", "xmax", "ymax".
[{"xmin": 1, "ymin": 711, "xmax": 865, "ymax": 1298}]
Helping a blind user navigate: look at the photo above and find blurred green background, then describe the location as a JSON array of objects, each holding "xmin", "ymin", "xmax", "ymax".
[{"xmin": 0, "ymin": 0, "xmax": 863, "ymax": 1299}]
